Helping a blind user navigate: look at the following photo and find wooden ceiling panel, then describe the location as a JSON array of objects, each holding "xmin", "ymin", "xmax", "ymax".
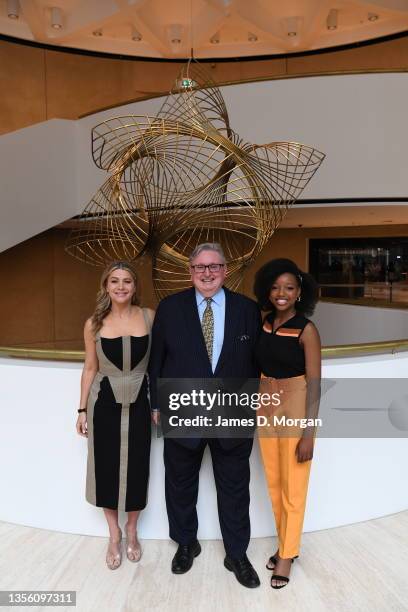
[{"xmin": 1, "ymin": 0, "xmax": 408, "ymax": 58}]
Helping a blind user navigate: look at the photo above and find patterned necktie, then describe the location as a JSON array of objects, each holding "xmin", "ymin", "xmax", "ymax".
[{"xmin": 201, "ymin": 297, "xmax": 214, "ymax": 363}]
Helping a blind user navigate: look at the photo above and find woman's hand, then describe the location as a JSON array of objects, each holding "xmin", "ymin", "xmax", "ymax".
[
  {"xmin": 151, "ymin": 411, "xmax": 160, "ymax": 426},
  {"xmin": 295, "ymin": 436, "xmax": 314, "ymax": 463},
  {"xmin": 76, "ymin": 412, "xmax": 88, "ymax": 437}
]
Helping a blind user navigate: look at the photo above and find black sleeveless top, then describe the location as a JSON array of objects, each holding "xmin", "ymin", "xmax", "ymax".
[{"xmin": 255, "ymin": 313, "xmax": 310, "ymax": 379}]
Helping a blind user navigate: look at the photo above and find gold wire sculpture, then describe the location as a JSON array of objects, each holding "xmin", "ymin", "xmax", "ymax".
[{"xmin": 66, "ymin": 60, "xmax": 325, "ymax": 299}]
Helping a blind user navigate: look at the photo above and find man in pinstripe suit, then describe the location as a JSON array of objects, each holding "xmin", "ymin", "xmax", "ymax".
[{"xmin": 149, "ymin": 243, "xmax": 262, "ymax": 588}]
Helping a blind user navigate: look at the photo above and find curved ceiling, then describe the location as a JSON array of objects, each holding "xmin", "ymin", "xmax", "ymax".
[{"xmin": 1, "ymin": 0, "xmax": 408, "ymax": 59}]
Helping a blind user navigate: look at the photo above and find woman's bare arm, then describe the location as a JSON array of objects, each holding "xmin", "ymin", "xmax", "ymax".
[
  {"xmin": 76, "ymin": 319, "xmax": 98, "ymax": 437},
  {"xmin": 296, "ymin": 322, "xmax": 321, "ymax": 462}
]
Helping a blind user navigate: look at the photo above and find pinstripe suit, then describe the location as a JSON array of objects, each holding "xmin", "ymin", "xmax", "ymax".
[{"xmin": 149, "ymin": 286, "xmax": 261, "ymax": 557}]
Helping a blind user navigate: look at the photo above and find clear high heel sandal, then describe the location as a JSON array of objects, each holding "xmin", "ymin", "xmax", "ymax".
[
  {"xmin": 124, "ymin": 523, "xmax": 142, "ymax": 562},
  {"xmin": 106, "ymin": 530, "xmax": 122, "ymax": 570}
]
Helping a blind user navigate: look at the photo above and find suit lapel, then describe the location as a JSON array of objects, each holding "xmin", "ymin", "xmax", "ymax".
[{"xmin": 214, "ymin": 288, "xmax": 240, "ymax": 375}]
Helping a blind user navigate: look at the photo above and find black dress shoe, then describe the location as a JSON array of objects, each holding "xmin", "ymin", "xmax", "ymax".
[
  {"xmin": 171, "ymin": 541, "xmax": 201, "ymax": 574},
  {"xmin": 224, "ymin": 554, "xmax": 260, "ymax": 588}
]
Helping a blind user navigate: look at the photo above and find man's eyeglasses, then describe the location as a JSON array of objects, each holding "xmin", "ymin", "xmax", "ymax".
[{"xmin": 190, "ymin": 264, "xmax": 225, "ymax": 272}]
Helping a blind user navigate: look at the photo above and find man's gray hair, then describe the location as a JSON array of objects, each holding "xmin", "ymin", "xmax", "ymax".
[{"xmin": 189, "ymin": 243, "xmax": 226, "ymax": 264}]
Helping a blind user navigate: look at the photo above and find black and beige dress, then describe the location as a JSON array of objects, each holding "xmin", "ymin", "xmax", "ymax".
[{"xmin": 86, "ymin": 309, "xmax": 152, "ymax": 511}]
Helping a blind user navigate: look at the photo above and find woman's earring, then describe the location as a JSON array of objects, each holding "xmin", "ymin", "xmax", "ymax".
[{"xmin": 297, "ymin": 295, "xmax": 301, "ymax": 302}]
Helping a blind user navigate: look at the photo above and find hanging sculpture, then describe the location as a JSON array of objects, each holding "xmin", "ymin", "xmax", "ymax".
[{"xmin": 65, "ymin": 60, "xmax": 325, "ymax": 298}]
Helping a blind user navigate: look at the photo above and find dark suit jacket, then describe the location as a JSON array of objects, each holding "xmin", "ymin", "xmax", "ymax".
[{"xmin": 149, "ymin": 286, "xmax": 262, "ymax": 448}]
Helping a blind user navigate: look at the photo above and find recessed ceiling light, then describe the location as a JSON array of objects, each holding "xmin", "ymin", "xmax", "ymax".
[
  {"xmin": 132, "ymin": 27, "xmax": 142, "ymax": 41},
  {"xmin": 93, "ymin": 29, "xmax": 103, "ymax": 37},
  {"xmin": 168, "ymin": 24, "xmax": 183, "ymax": 45},
  {"xmin": 285, "ymin": 17, "xmax": 299, "ymax": 37},
  {"xmin": 368, "ymin": 13, "xmax": 379, "ymax": 22},
  {"xmin": 326, "ymin": 9, "xmax": 338, "ymax": 31},
  {"xmin": 248, "ymin": 32, "xmax": 258, "ymax": 42},
  {"xmin": 51, "ymin": 7, "xmax": 63, "ymax": 30},
  {"xmin": 210, "ymin": 32, "xmax": 220, "ymax": 44},
  {"xmin": 7, "ymin": 0, "xmax": 19, "ymax": 19}
]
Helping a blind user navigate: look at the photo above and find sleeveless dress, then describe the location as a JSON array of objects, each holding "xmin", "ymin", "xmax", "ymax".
[{"xmin": 85, "ymin": 308, "xmax": 152, "ymax": 512}]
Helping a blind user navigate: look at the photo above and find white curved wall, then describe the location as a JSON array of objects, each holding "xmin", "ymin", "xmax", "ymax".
[
  {"xmin": 78, "ymin": 73, "xmax": 408, "ymax": 200},
  {"xmin": 2, "ymin": 73, "xmax": 408, "ymax": 251},
  {"xmin": 312, "ymin": 301, "xmax": 408, "ymax": 345},
  {"xmin": 221, "ymin": 73, "xmax": 408, "ymax": 200},
  {"xmin": 0, "ymin": 119, "xmax": 78, "ymax": 252},
  {"xmin": 0, "ymin": 351, "xmax": 407, "ymax": 538}
]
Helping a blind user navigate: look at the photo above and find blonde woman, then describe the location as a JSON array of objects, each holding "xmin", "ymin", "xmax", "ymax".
[{"xmin": 76, "ymin": 261, "xmax": 155, "ymax": 570}]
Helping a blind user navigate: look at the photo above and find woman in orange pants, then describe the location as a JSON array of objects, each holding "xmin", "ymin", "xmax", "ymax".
[{"xmin": 254, "ymin": 258, "xmax": 321, "ymax": 589}]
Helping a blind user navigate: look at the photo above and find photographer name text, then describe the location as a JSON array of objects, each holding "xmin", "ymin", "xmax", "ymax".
[{"xmin": 168, "ymin": 415, "xmax": 322, "ymax": 428}]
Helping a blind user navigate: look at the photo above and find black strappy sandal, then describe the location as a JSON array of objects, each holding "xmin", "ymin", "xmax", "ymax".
[
  {"xmin": 266, "ymin": 555, "xmax": 298, "ymax": 571},
  {"xmin": 266, "ymin": 555, "xmax": 278, "ymax": 570},
  {"xmin": 271, "ymin": 574, "xmax": 290, "ymax": 589}
]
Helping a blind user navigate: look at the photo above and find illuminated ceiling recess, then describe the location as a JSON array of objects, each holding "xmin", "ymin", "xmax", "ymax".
[
  {"xmin": 0, "ymin": 0, "xmax": 408, "ymax": 59},
  {"xmin": 65, "ymin": 60, "xmax": 325, "ymax": 298}
]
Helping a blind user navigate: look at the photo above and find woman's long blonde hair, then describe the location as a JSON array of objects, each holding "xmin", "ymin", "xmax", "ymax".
[{"xmin": 91, "ymin": 261, "xmax": 140, "ymax": 334}]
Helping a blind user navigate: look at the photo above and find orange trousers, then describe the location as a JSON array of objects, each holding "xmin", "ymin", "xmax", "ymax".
[{"xmin": 258, "ymin": 375, "xmax": 312, "ymax": 559}]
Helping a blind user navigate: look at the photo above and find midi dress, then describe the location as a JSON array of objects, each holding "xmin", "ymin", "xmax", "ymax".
[{"xmin": 85, "ymin": 308, "xmax": 152, "ymax": 511}]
